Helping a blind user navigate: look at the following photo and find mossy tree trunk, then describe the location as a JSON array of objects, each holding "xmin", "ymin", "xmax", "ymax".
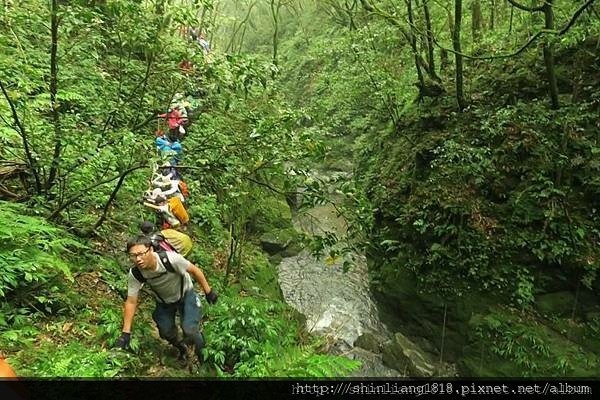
[
  {"xmin": 489, "ymin": 0, "xmax": 495, "ymax": 31},
  {"xmin": 406, "ymin": 0, "xmax": 427, "ymax": 96},
  {"xmin": 47, "ymin": 0, "xmax": 61, "ymax": 194},
  {"xmin": 421, "ymin": 0, "xmax": 440, "ymax": 81},
  {"xmin": 453, "ymin": 0, "xmax": 466, "ymax": 111},
  {"xmin": 270, "ymin": 0, "xmax": 283, "ymax": 78},
  {"xmin": 471, "ymin": 0, "xmax": 482, "ymax": 43},
  {"xmin": 507, "ymin": 0, "xmax": 559, "ymax": 109},
  {"xmin": 541, "ymin": 0, "xmax": 559, "ymax": 109}
]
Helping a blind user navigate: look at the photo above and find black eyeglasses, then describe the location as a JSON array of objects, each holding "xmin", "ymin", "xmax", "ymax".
[{"xmin": 128, "ymin": 248, "xmax": 150, "ymax": 259}]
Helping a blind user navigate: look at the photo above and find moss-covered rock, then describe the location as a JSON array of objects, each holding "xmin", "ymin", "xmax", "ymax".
[
  {"xmin": 239, "ymin": 246, "xmax": 284, "ymax": 301},
  {"xmin": 535, "ymin": 291, "xmax": 577, "ymax": 317},
  {"xmin": 250, "ymin": 196, "xmax": 294, "ymax": 234},
  {"xmin": 281, "ymin": 240, "xmax": 303, "ymax": 257},
  {"xmin": 259, "ymin": 228, "xmax": 298, "ymax": 255},
  {"xmin": 354, "ymin": 332, "xmax": 386, "ymax": 353},
  {"xmin": 372, "ymin": 265, "xmax": 497, "ymax": 362}
]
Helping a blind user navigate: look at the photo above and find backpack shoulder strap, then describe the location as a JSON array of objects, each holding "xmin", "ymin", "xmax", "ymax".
[
  {"xmin": 130, "ymin": 267, "xmax": 146, "ymax": 283},
  {"xmin": 157, "ymin": 251, "xmax": 175, "ymax": 273}
]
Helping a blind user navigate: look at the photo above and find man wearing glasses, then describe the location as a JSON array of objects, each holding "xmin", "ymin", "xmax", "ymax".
[{"xmin": 115, "ymin": 235, "xmax": 218, "ymax": 365}]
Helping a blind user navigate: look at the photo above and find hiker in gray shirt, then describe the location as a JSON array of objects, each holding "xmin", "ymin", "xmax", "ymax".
[{"xmin": 115, "ymin": 235, "xmax": 218, "ymax": 365}]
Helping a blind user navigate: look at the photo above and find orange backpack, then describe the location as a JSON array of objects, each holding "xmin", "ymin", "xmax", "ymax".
[
  {"xmin": 168, "ymin": 197, "xmax": 189, "ymax": 225},
  {"xmin": 178, "ymin": 180, "xmax": 189, "ymax": 198}
]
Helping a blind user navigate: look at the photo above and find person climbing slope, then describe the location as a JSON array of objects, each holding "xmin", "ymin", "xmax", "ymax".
[
  {"xmin": 158, "ymin": 108, "xmax": 187, "ymax": 140},
  {"xmin": 155, "ymin": 130, "xmax": 182, "ymax": 166},
  {"xmin": 115, "ymin": 235, "xmax": 218, "ymax": 366}
]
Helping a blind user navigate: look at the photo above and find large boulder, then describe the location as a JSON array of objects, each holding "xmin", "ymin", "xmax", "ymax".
[{"xmin": 250, "ymin": 196, "xmax": 293, "ymax": 234}]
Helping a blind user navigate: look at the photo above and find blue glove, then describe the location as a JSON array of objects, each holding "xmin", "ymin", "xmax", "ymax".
[
  {"xmin": 115, "ymin": 332, "xmax": 131, "ymax": 349},
  {"xmin": 205, "ymin": 290, "xmax": 218, "ymax": 305}
]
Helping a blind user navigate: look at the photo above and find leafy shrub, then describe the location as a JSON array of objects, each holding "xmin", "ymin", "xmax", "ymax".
[
  {"xmin": 13, "ymin": 342, "xmax": 139, "ymax": 377},
  {"xmin": 202, "ymin": 296, "xmax": 359, "ymax": 377},
  {"xmin": 0, "ymin": 201, "xmax": 82, "ymax": 307}
]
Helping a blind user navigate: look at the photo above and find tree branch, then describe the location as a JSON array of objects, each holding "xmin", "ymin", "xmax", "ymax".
[
  {"xmin": 431, "ymin": 0, "xmax": 595, "ymax": 62},
  {"xmin": 49, "ymin": 163, "xmax": 147, "ymax": 221},
  {"xmin": 86, "ymin": 164, "xmax": 145, "ymax": 234},
  {"xmin": 0, "ymin": 80, "xmax": 42, "ymax": 193},
  {"xmin": 46, "ymin": 0, "xmax": 62, "ymax": 193},
  {"xmin": 558, "ymin": 0, "xmax": 596, "ymax": 35},
  {"xmin": 506, "ymin": 0, "xmax": 544, "ymax": 13}
]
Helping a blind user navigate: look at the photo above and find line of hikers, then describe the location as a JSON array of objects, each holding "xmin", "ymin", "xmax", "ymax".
[
  {"xmin": 117, "ymin": 28, "xmax": 213, "ymax": 368},
  {"xmin": 0, "ymin": 28, "xmax": 216, "ymax": 379},
  {"xmin": 178, "ymin": 26, "xmax": 212, "ymax": 76},
  {"xmin": 147, "ymin": 92, "xmax": 192, "ymax": 229},
  {"xmin": 114, "ymin": 88, "xmax": 218, "ymax": 369},
  {"xmin": 178, "ymin": 26, "xmax": 211, "ymax": 54}
]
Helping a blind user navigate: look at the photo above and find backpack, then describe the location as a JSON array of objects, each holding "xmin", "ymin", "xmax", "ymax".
[
  {"xmin": 178, "ymin": 180, "xmax": 189, "ymax": 198},
  {"xmin": 167, "ymin": 197, "xmax": 189, "ymax": 225},
  {"xmin": 148, "ymin": 233, "xmax": 177, "ymax": 253},
  {"xmin": 161, "ymin": 229, "xmax": 193, "ymax": 257},
  {"xmin": 130, "ymin": 251, "xmax": 184, "ymax": 303}
]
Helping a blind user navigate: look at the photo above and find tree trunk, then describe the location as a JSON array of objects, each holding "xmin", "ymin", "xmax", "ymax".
[
  {"xmin": 489, "ymin": 0, "xmax": 495, "ymax": 31},
  {"xmin": 508, "ymin": 0, "xmax": 559, "ymax": 109},
  {"xmin": 270, "ymin": 0, "xmax": 282, "ymax": 77},
  {"xmin": 542, "ymin": 0, "xmax": 559, "ymax": 109},
  {"xmin": 509, "ymin": 3, "xmax": 514, "ymax": 33},
  {"xmin": 453, "ymin": 0, "xmax": 466, "ymax": 111},
  {"xmin": 422, "ymin": 0, "xmax": 438, "ymax": 80},
  {"xmin": 471, "ymin": 0, "xmax": 482, "ymax": 43},
  {"xmin": 47, "ymin": 0, "xmax": 61, "ymax": 193},
  {"xmin": 406, "ymin": 0, "xmax": 426, "ymax": 97},
  {"xmin": 448, "ymin": 8, "xmax": 455, "ymax": 40},
  {"xmin": 440, "ymin": 48, "xmax": 449, "ymax": 72}
]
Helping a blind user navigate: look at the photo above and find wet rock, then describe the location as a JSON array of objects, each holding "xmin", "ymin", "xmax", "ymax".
[
  {"xmin": 355, "ymin": 332, "xmax": 387, "ymax": 354},
  {"xmin": 382, "ymin": 332, "xmax": 436, "ymax": 377},
  {"xmin": 346, "ymin": 347, "xmax": 402, "ymax": 377}
]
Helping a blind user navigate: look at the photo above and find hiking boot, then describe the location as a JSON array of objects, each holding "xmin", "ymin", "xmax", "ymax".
[
  {"xmin": 173, "ymin": 342, "xmax": 189, "ymax": 367},
  {"xmin": 176, "ymin": 348, "xmax": 188, "ymax": 367}
]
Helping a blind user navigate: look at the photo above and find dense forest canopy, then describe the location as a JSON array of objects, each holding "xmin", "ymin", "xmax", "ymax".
[{"xmin": 0, "ymin": 0, "xmax": 599, "ymax": 379}]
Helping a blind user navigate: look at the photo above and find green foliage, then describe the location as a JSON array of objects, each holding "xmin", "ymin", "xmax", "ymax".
[
  {"xmin": 471, "ymin": 309, "xmax": 600, "ymax": 377},
  {"xmin": 13, "ymin": 342, "xmax": 139, "ymax": 377},
  {"xmin": 203, "ymin": 295, "xmax": 358, "ymax": 377},
  {"xmin": 361, "ymin": 98, "xmax": 599, "ymax": 304},
  {"xmin": 0, "ymin": 201, "xmax": 80, "ymax": 306},
  {"xmin": 187, "ymin": 194, "xmax": 227, "ymax": 246},
  {"xmin": 203, "ymin": 296, "xmax": 297, "ymax": 368},
  {"xmin": 0, "ymin": 0, "xmax": 197, "ymax": 229},
  {"xmin": 234, "ymin": 342, "xmax": 361, "ymax": 377}
]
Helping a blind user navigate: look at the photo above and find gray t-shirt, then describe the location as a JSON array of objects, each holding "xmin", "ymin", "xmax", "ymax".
[{"xmin": 127, "ymin": 251, "xmax": 193, "ymax": 303}]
